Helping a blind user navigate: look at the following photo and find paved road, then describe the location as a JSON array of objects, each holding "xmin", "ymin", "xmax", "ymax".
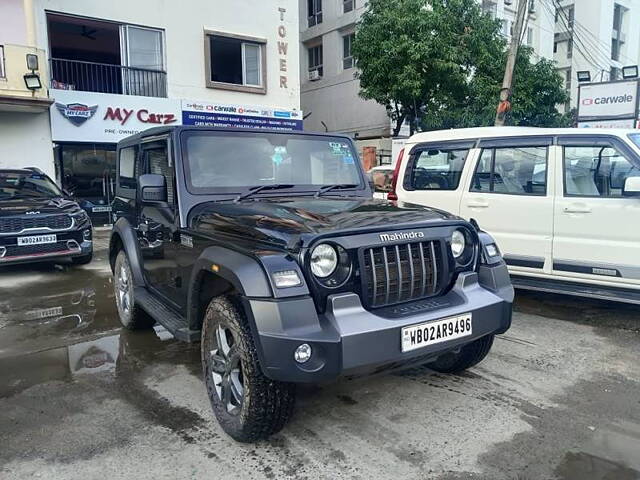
[{"xmin": 1, "ymin": 231, "xmax": 639, "ymax": 480}]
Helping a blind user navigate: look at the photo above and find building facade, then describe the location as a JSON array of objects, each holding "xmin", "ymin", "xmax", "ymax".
[
  {"xmin": 553, "ymin": 0, "xmax": 640, "ymax": 110},
  {"xmin": 299, "ymin": 0, "xmax": 556, "ymax": 164},
  {"xmin": 1, "ymin": 0, "xmax": 301, "ymax": 224}
]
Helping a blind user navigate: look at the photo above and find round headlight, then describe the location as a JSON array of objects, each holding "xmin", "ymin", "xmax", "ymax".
[
  {"xmin": 451, "ymin": 229, "xmax": 466, "ymax": 258},
  {"xmin": 310, "ymin": 244, "xmax": 338, "ymax": 278}
]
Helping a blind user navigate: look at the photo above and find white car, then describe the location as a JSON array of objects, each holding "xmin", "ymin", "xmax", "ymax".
[{"xmin": 390, "ymin": 127, "xmax": 640, "ymax": 304}]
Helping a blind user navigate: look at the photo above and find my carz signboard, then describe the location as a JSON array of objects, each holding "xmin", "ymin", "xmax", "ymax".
[
  {"xmin": 578, "ymin": 80, "xmax": 639, "ymax": 122},
  {"xmin": 50, "ymin": 89, "xmax": 182, "ymax": 143}
]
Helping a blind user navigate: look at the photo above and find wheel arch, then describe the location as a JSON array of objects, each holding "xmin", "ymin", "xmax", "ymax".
[{"xmin": 110, "ymin": 217, "xmax": 146, "ymax": 287}]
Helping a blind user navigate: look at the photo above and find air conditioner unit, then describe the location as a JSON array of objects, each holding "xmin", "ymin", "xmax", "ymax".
[
  {"xmin": 504, "ymin": 0, "xmax": 513, "ymax": 5},
  {"xmin": 308, "ymin": 69, "xmax": 322, "ymax": 81}
]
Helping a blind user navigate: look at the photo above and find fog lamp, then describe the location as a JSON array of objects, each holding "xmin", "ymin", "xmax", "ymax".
[
  {"xmin": 294, "ymin": 343, "xmax": 312, "ymax": 364},
  {"xmin": 83, "ymin": 229, "xmax": 92, "ymax": 240}
]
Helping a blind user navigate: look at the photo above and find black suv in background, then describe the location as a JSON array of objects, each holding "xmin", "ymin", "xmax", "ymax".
[
  {"xmin": 110, "ymin": 126, "xmax": 513, "ymax": 442},
  {"xmin": 0, "ymin": 169, "xmax": 93, "ymax": 266}
]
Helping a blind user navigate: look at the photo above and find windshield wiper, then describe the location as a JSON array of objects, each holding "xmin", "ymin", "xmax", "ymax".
[
  {"xmin": 314, "ymin": 184, "xmax": 359, "ymax": 198},
  {"xmin": 234, "ymin": 184, "xmax": 295, "ymax": 202}
]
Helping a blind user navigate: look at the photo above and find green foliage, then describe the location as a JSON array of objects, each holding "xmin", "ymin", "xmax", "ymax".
[{"xmin": 351, "ymin": 0, "xmax": 572, "ymax": 134}]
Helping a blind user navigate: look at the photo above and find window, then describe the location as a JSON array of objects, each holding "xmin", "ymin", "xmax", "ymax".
[
  {"xmin": 553, "ymin": 41, "xmax": 558, "ymax": 53},
  {"xmin": 565, "ymin": 69, "xmax": 572, "ymax": 91},
  {"xmin": 567, "ymin": 39, "xmax": 573, "ymax": 58},
  {"xmin": 308, "ymin": 44, "xmax": 323, "ymax": 77},
  {"xmin": 145, "ymin": 142, "xmax": 175, "ymax": 205},
  {"xmin": 308, "ymin": 0, "xmax": 322, "ymax": 27},
  {"xmin": 0, "ymin": 45, "xmax": 5, "ymax": 78},
  {"xmin": 629, "ymin": 134, "xmax": 640, "ymax": 149},
  {"xmin": 119, "ymin": 146, "xmax": 138, "ymax": 192},
  {"xmin": 564, "ymin": 145, "xmax": 640, "ymax": 197},
  {"xmin": 471, "ymin": 147, "xmax": 548, "ymax": 195},
  {"xmin": 344, "ymin": 0, "xmax": 355, "ymax": 13},
  {"xmin": 205, "ymin": 32, "xmax": 266, "ymax": 93},
  {"xmin": 526, "ymin": 27, "xmax": 533, "ymax": 46},
  {"xmin": 343, "ymin": 33, "xmax": 355, "ymax": 70},
  {"xmin": 409, "ymin": 149, "xmax": 470, "ymax": 191}
]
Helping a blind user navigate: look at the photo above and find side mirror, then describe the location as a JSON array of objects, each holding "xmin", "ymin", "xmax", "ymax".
[
  {"xmin": 623, "ymin": 176, "xmax": 640, "ymax": 197},
  {"xmin": 138, "ymin": 174, "xmax": 167, "ymax": 204}
]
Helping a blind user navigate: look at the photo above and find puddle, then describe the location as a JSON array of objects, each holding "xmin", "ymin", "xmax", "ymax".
[{"xmin": 556, "ymin": 452, "xmax": 640, "ymax": 480}]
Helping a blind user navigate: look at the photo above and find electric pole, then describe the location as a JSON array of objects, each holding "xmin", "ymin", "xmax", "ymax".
[{"xmin": 495, "ymin": 0, "xmax": 529, "ymax": 126}]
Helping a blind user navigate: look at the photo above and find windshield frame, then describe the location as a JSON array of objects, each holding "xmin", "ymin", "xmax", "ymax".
[
  {"xmin": 0, "ymin": 171, "xmax": 63, "ymax": 201},
  {"xmin": 179, "ymin": 129, "xmax": 368, "ymax": 197}
]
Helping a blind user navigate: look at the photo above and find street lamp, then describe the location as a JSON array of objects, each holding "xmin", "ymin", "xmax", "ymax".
[
  {"xmin": 23, "ymin": 73, "xmax": 42, "ymax": 90},
  {"xmin": 622, "ymin": 65, "xmax": 639, "ymax": 79},
  {"xmin": 577, "ymin": 71, "xmax": 591, "ymax": 82}
]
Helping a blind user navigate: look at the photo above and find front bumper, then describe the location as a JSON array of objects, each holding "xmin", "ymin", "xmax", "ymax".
[
  {"xmin": 0, "ymin": 230, "xmax": 92, "ymax": 266},
  {"xmin": 246, "ymin": 264, "xmax": 514, "ymax": 383}
]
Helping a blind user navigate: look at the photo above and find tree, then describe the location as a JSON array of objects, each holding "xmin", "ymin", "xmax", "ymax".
[{"xmin": 351, "ymin": 0, "xmax": 572, "ymax": 134}]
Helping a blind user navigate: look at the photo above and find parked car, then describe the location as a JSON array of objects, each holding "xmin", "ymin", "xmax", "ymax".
[
  {"xmin": 390, "ymin": 126, "xmax": 640, "ymax": 304},
  {"xmin": 367, "ymin": 165, "xmax": 395, "ymax": 199},
  {"xmin": 109, "ymin": 126, "xmax": 514, "ymax": 442},
  {"xmin": 0, "ymin": 168, "xmax": 93, "ymax": 266}
]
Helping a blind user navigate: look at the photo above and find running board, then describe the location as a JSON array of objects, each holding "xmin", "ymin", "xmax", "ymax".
[
  {"xmin": 511, "ymin": 276, "xmax": 640, "ymax": 305},
  {"xmin": 135, "ymin": 287, "xmax": 200, "ymax": 342}
]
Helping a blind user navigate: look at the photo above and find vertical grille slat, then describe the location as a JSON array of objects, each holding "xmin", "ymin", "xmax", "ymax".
[{"xmin": 362, "ymin": 240, "xmax": 441, "ymax": 309}]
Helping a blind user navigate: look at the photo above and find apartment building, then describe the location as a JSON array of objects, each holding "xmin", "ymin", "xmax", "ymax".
[
  {"xmin": 0, "ymin": 0, "xmax": 301, "ymax": 224},
  {"xmin": 553, "ymin": 0, "xmax": 640, "ymax": 110},
  {"xmin": 299, "ymin": 0, "xmax": 555, "ymax": 164}
]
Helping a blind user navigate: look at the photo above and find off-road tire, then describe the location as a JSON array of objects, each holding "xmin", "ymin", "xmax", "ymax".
[
  {"xmin": 113, "ymin": 250, "xmax": 154, "ymax": 330},
  {"xmin": 201, "ymin": 296, "xmax": 295, "ymax": 442},
  {"xmin": 71, "ymin": 252, "xmax": 93, "ymax": 265},
  {"xmin": 428, "ymin": 334, "xmax": 495, "ymax": 374}
]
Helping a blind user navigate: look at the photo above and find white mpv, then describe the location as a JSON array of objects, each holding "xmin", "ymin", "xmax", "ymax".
[{"xmin": 391, "ymin": 127, "xmax": 640, "ymax": 304}]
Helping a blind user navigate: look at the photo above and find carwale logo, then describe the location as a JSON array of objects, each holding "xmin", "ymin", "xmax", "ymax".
[
  {"xmin": 379, "ymin": 231, "xmax": 425, "ymax": 242},
  {"xmin": 55, "ymin": 102, "xmax": 98, "ymax": 126}
]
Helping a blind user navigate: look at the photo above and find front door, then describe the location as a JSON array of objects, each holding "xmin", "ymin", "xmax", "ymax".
[
  {"xmin": 59, "ymin": 144, "xmax": 116, "ymax": 226},
  {"xmin": 136, "ymin": 138, "xmax": 183, "ymax": 308},
  {"xmin": 459, "ymin": 138, "xmax": 555, "ymax": 273},
  {"xmin": 553, "ymin": 136, "xmax": 640, "ymax": 287}
]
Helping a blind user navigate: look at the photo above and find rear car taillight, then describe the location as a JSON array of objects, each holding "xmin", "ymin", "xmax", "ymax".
[{"xmin": 387, "ymin": 148, "xmax": 405, "ymax": 201}]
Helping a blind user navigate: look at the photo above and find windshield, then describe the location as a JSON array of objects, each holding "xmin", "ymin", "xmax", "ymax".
[
  {"xmin": 0, "ymin": 172, "xmax": 63, "ymax": 200},
  {"xmin": 630, "ymin": 134, "xmax": 640, "ymax": 150},
  {"xmin": 182, "ymin": 131, "xmax": 363, "ymax": 194}
]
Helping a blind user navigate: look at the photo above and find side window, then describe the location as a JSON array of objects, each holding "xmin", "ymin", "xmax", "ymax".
[
  {"xmin": 471, "ymin": 146, "xmax": 548, "ymax": 195},
  {"xmin": 564, "ymin": 145, "xmax": 640, "ymax": 197},
  {"xmin": 409, "ymin": 148, "xmax": 469, "ymax": 191},
  {"xmin": 119, "ymin": 146, "xmax": 138, "ymax": 196},
  {"xmin": 144, "ymin": 141, "xmax": 175, "ymax": 206}
]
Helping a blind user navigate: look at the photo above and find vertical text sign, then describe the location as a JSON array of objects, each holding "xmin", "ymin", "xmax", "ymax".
[{"xmin": 278, "ymin": 7, "xmax": 288, "ymax": 89}]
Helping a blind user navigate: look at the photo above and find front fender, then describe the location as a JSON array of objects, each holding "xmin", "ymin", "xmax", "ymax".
[{"xmin": 110, "ymin": 217, "xmax": 146, "ymax": 287}]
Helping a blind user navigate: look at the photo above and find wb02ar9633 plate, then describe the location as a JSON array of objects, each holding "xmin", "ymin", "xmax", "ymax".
[
  {"xmin": 401, "ymin": 313, "xmax": 472, "ymax": 353},
  {"xmin": 17, "ymin": 234, "xmax": 57, "ymax": 246}
]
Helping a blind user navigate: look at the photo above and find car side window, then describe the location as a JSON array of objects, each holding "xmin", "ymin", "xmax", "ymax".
[
  {"xmin": 564, "ymin": 145, "xmax": 640, "ymax": 197},
  {"xmin": 118, "ymin": 146, "xmax": 138, "ymax": 196},
  {"xmin": 144, "ymin": 141, "xmax": 175, "ymax": 206},
  {"xmin": 471, "ymin": 146, "xmax": 548, "ymax": 195},
  {"xmin": 409, "ymin": 148, "xmax": 469, "ymax": 190}
]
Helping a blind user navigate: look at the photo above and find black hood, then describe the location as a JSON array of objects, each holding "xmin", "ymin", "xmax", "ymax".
[
  {"xmin": 190, "ymin": 197, "xmax": 462, "ymax": 249},
  {"xmin": 0, "ymin": 197, "xmax": 82, "ymax": 216}
]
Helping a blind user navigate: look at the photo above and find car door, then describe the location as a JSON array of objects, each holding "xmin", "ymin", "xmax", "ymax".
[
  {"xmin": 137, "ymin": 138, "xmax": 184, "ymax": 308},
  {"xmin": 459, "ymin": 137, "xmax": 555, "ymax": 274},
  {"xmin": 553, "ymin": 135, "xmax": 640, "ymax": 287},
  {"xmin": 397, "ymin": 140, "xmax": 477, "ymax": 214}
]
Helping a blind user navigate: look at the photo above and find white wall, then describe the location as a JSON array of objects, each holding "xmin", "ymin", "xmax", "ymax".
[
  {"xmin": 0, "ymin": 112, "xmax": 55, "ymax": 178},
  {"xmin": 33, "ymin": 0, "xmax": 300, "ymax": 111},
  {"xmin": 0, "ymin": 0, "xmax": 27, "ymax": 45}
]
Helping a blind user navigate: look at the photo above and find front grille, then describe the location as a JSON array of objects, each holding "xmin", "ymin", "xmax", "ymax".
[
  {"xmin": 361, "ymin": 241, "xmax": 441, "ymax": 308},
  {"xmin": 0, "ymin": 215, "xmax": 72, "ymax": 234},
  {"xmin": 3, "ymin": 241, "xmax": 75, "ymax": 258}
]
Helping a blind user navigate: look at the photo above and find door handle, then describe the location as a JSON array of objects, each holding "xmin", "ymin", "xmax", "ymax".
[
  {"xmin": 564, "ymin": 205, "xmax": 592, "ymax": 214},
  {"xmin": 467, "ymin": 200, "xmax": 489, "ymax": 208}
]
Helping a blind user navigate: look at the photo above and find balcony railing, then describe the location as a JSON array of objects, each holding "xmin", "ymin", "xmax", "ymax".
[{"xmin": 50, "ymin": 58, "xmax": 167, "ymax": 98}]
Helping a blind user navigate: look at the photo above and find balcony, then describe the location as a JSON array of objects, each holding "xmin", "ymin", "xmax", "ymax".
[
  {"xmin": 49, "ymin": 58, "xmax": 167, "ymax": 98},
  {"xmin": 0, "ymin": 44, "xmax": 53, "ymax": 113}
]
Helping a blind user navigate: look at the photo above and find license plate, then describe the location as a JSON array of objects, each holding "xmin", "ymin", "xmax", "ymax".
[
  {"xmin": 92, "ymin": 206, "xmax": 112, "ymax": 213},
  {"xmin": 401, "ymin": 313, "xmax": 472, "ymax": 353},
  {"xmin": 17, "ymin": 234, "xmax": 57, "ymax": 246},
  {"xmin": 25, "ymin": 306, "xmax": 63, "ymax": 321}
]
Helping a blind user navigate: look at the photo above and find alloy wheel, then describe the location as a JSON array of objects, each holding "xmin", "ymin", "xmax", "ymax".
[{"xmin": 209, "ymin": 324, "xmax": 244, "ymax": 415}]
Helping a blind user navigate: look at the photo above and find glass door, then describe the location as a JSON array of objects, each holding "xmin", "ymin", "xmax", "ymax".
[
  {"xmin": 120, "ymin": 25, "xmax": 165, "ymax": 96},
  {"xmin": 59, "ymin": 144, "xmax": 117, "ymax": 226}
]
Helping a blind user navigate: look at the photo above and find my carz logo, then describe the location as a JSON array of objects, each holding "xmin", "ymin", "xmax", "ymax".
[
  {"xmin": 582, "ymin": 94, "xmax": 634, "ymax": 106},
  {"xmin": 379, "ymin": 231, "xmax": 425, "ymax": 242}
]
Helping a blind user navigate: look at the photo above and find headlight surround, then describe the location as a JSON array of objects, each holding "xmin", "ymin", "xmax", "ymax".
[
  {"xmin": 71, "ymin": 209, "xmax": 90, "ymax": 224},
  {"xmin": 451, "ymin": 229, "xmax": 466, "ymax": 258},
  {"xmin": 310, "ymin": 243, "xmax": 338, "ymax": 278}
]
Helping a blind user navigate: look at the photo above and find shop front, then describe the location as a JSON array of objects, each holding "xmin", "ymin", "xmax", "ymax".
[{"xmin": 50, "ymin": 89, "xmax": 303, "ymax": 225}]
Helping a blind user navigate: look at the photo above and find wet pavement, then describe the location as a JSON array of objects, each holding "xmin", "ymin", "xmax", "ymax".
[{"xmin": 1, "ymin": 230, "xmax": 639, "ymax": 479}]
